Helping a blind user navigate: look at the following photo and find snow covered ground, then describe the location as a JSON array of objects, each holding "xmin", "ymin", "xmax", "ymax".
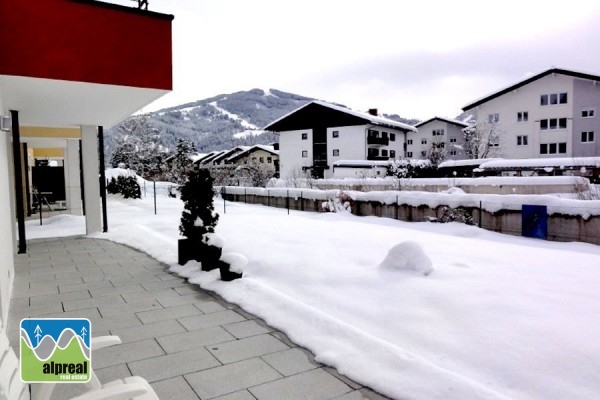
[{"xmin": 25, "ymin": 194, "xmax": 600, "ymax": 400}]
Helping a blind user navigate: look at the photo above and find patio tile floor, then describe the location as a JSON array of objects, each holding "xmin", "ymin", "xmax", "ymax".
[{"xmin": 10, "ymin": 236, "xmax": 390, "ymax": 400}]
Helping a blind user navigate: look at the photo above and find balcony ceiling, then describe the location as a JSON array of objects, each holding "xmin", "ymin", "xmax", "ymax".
[{"xmin": 0, "ymin": 74, "xmax": 169, "ymax": 128}]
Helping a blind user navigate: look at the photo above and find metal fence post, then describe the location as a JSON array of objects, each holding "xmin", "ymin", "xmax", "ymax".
[
  {"xmin": 479, "ymin": 201, "xmax": 482, "ymax": 228},
  {"xmin": 223, "ymin": 187, "xmax": 226, "ymax": 214},
  {"xmin": 153, "ymin": 181, "xmax": 157, "ymax": 215},
  {"xmin": 287, "ymin": 189, "xmax": 290, "ymax": 215}
]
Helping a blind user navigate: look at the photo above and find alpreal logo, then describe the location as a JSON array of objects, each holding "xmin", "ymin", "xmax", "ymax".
[{"xmin": 20, "ymin": 318, "xmax": 91, "ymax": 383}]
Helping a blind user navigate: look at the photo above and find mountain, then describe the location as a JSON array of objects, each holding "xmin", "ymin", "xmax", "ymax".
[{"xmin": 104, "ymin": 89, "xmax": 421, "ymax": 163}]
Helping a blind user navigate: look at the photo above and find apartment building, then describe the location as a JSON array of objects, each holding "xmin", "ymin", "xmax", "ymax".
[
  {"xmin": 462, "ymin": 68, "xmax": 600, "ymax": 159},
  {"xmin": 410, "ymin": 117, "xmax": 469, "ymax": 160},
  {"xmin": 264, "ymin": 100, "xmax": 417, "ymax": 179}
]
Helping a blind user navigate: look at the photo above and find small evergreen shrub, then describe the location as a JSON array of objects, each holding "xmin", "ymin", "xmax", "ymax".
[
  {"xmin": 106, "ymin": 177, "xmax": 119, "ymax": 194},
  {"xmin": 179, "ymin": 169, "xmax": 219, "ymax": 242},
  {"xmin": 117, "ymin": 176, "xmax": 141, "ymax": 199}
]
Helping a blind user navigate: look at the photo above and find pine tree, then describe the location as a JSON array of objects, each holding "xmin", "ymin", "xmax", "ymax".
[{"xmin": 179, "ymin": 169, "xmax": 219, "ymax": 241}]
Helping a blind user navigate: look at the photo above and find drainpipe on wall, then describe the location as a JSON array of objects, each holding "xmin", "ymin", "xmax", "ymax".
[{"xmin": 10, "ymin": 110, "xmax": 26, "ymax": 254}]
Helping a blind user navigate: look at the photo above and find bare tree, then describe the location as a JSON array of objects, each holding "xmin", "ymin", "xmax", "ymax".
[
  {"xmin": 234, "ymin": 160, "xmax": 275, "ymax": 187},
  {"xmin": 462, "ymin": 121, "xmax": 502, "ymax": 159}
]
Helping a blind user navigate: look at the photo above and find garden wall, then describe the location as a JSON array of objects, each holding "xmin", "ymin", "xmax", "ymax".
[{"xmin": 219, "ymin": 186, "xmax": 600, "ymax": 246}]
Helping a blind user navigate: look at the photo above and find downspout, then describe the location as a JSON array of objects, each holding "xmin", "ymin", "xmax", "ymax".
[
  {"xmin": 98, "ymin": 126, "xmax": 108, "ymax": 233},
  {"xmin": 10, "ymin": 110, "xmax": 26, "ymax": 254},
  {"xmin": 23, "ymin": 142, "xmax": 32, "ymax": 216}
]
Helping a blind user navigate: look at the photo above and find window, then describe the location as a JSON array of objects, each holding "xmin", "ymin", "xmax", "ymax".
[
  {"xmin": 541, "ymin": 92, "xmax": 567, "ymax": 105},
  {"xmin": 390, "ymin": 133, "xmax": 396, "ymax": 141},
  {"xmin": 259, "ymin": 157, "xmax": 264, "ymax": 163},
  {"xmin": 381, "ymin": 149, "xmax": 388, "ymax": 157},
  {"xmin": 301, "ymin": 133, "xmax": 308, "ymax": 140},
  {"xmin": 267, "ymin": 157, "xmax": 272, "ymax": 163},
  {"xmin": 332, "ymin": 130, "xmax": 339, "ymax": 138},
  {"xmin": 540, "ymin": 118, "xmax": 568, "ymax": 130},
  {"xmin": 540, "ymin": 142, "xmax": 567, "ymax": 154},
  {"xmin": 517, "ymin": 111, "xmax": 529, "ymax": 122},
  {"xmin": 582, "ymin": 131, "xmax": 595, "ymax": 143},
  {"xmin": 487, "ymin": 114, "xmax": 499, "ymax": 123},
  {"xmin": 582, "ymin": 108, "xmax": 596, "ymax": 118},
  {"xmin": 332, "ymin": 149, "xmax": 340, "ymax": 156},
  {"xmin": 432, "ymin": 129, "xmax": 445, "ymax": 136},
  {"xmin": 382, "ymin": 132, "xmax": 388, "ymax": 139},
  {"xmin": 390, "ymin": 150, "xmax": 396, "ymax": 158},
  {"xmin": 450, "ymin": 138, "xmax": 457, "ymax": 143},
  {"xmin": 252, "ymin": 157, "xmax": 257, "ymax": 161},
  {"xmin": 301, "ymin": 150, "xmax": 308, "ymax": 157},
  {"xmin": 420, "ymin": 151, "xmax": 427, "ymax": 157},
  {"xmin": 407, "ymin": 139, "xmax": 413, "ymax": 145},
  {"xmin": 450, "ymin": 150, "xmax": 457, "ymax": 156},
  {"xmin": 421, "ymin": 139, "xmax": 427, "ymax": 145},
  {"xmin": 407, "ymin": 152, "xmax": 413, "ymax": 158},
  {"xmin": 517, "ymin": 135, "xmax": 528, "ymax": 146}
]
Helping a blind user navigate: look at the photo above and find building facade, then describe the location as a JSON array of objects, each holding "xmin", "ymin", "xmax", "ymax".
[
  {"xmin": 462, "ymin": 68, "xmax": 600, "ymax": 159},
  {"xmin": 0, "ymin": 0, "xmax": 172, "ymax": 333},
  {"xmin": 411, "ymin": 117, "xmax": 469, "ymax": 160},
  {"xmin": 264, "ymin": 101, "xmax": 417, "ymax": 179}
]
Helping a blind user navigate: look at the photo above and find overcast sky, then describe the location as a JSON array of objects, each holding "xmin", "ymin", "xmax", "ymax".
[{"xmin": 124, "ymin": 0, "xmax": 600, "ymax": 120}]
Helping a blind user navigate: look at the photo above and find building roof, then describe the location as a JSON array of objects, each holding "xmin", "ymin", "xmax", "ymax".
[
  {"xmin": 196, "ymin": 150, "xmax": 225, "ymax": 165},
  {"xmin": 333, "ymin": 160, "xmax": 391, "ymax": 168},
  {"xmin": 264, "ymin": 100, "xmax": 417, "ymax": 132},
  {"xmin": 438, "ymin": 158, "xmax": 503, "ymax": 169},
  {"xmin": 227, "ymin": 145, "xmax": 278, "ymax": 163},
  {"xmin": 414, "ymin": 116, "xmax": 469, "ymax": 129},
  {"xmin": 462, "ymin": 68, "xmax": 600, "ymax": 111},
  {"xmin": 211, "ymin": 146, "xmax": 251, "ymax": 164}
]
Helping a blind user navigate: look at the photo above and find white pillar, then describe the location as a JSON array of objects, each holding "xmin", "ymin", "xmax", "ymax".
[
  {"xmin": 64, "ymin": 139, "xmax": 83, "ymax": 215},
  {"xmin": 0, "ymin": 130, "xmax": 16, "ymax": 329},
  {"xmin": 81, "ymin": 125, "xmax": 101, "ymax": 234}
]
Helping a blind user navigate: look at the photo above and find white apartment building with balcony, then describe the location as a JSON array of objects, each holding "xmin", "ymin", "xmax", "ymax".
[{"xmin": 264, "ymin": 100, "xmax": 417, "ymax": 179}]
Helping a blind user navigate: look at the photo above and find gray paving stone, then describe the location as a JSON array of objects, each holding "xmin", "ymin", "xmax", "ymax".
[
  {"xmin": 10, "ymin": 302, "xmax": 64, "ymax": 317},
  {"xmin": 59, "ymin": 280, "xmax": 113, "ymax": 294},
  {"xmin": 157, "ymin": 292, "xmax": 213, "ymax": 307},
  {"xmin": 174, "ymin": 285, "xmax": 205, "ymax": 295},
  {"xmin": 12, "ymin": 285, "xmax": 58, "ymax": 298},
  {"xmin": 270, "ymin": 331, "xmax": 297, "ymax": 348},
  {"xmin": 128, "ymin": 346, "xmax": 220, "ymax": 382},
  {"xmin": 223, "ymin": 320, "xmax": 273, "ymax": 339},
  {"xmin": 136, "ymin": 304, "xmax": 202, "ymax": 324},
  {"xmin": 97, "ymin": 299, "xmax": 163, "ymax": 317},
  {"xmin": 152, "ymin": 376, "xmax": 199, "ymax": 400},
  {"xmin": 63, "ymin": 294, "xmax": 126, "ymax": 311},
  {"xmin": 93, "ymin": 339, "xmax": 165, "ymax": 369},
  {"xmin": 29, "ymin": 290, "xmax": 91, "ymax": 306},
  {"xmin": 323, "ymin": 367, "xmax": 363, "ymax": 390},
  {"xmin": 333, "ymin": 388, "xmax": 391, "ymax": 400},
  {"xmin": 95, "ymin": 364, "xmax": 133, "ymax": 384},
  {"xmin": 213, "ymin": 390, "xmax": 256, "ymax": 400},
  {"xmin": 185, "ymin": 358, "xmax": 282, "ymax": 399},
  {"xmin": 179, "ymin": 310, "xmax": 246, "ymax": 331},
  {"xmin": 249, "ymin": 369, "xmax": 352, "ymax": 400},
  {"xmin": 88, "ymin": 312, "xmax": 143, "ymax": 333},
  {"xmin": 110, "ymin": 319, "xmax": 186, "ymax": 343},
  {"xmin": 88, "ymin": 283, "xmax": 145, "ymax": 298},
  {"xmin": 194, "ymin": 300, "xmax": 228, "ymax": 314},
  {"xmin": 261, "ymin": 348, "xmax": 320, "ymax": 376},
  {"xmin": 141, "ymin": 279, "xmax": 188, "ymax": 291},
  {"xmin": 158, "ymin": 327, "xmax": 236, "ymax": 354},
  {"xmin": 209, "ymin": 334, "xmax": 289, "ymax": 364}
]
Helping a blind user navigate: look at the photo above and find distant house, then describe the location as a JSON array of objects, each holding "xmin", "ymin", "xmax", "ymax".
[
  {"xmin": 227, "ymin": 144, "xmax": 279, "ymax": 177},
  {"xmin": 411, "ymin": 117, "xmax": 469, "ymax": 160},
  {"xmin": 462, "ymin": 68, "xmax": 600, "ymax": 159},
  {"xmin": 264, "ymin": 100, "xmax": 417, "ymax": 179}
]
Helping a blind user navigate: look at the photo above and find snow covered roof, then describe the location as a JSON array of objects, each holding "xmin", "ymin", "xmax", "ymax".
[
  {"xmin": 438, "ymin": 158, "xmax": 503, "ymax": 169},
  {"xmin": 479, "ymin": 157, "xmax": 600, "ymax": 170},
  {"xmin": 189, "ymin": 153, "xmax": 208, "ymax": 163},
  {"xmin": 333, "ymin": 160, "xmax": 391, "ymax": 168},
  {"xmin": 463, "ymin": 68, "xmax": 600, "ymax": 111},
  {"xmin": 227, "ymin": 144, "xmax": 278, "ymax": 163},
  {"xmin": 197, "ymin": 150, "xmax": 226, "ymax": 164},
  {"xmin": 264, "ymin": 100, "xmax": 417, "ymax": 132},
  {"xmin": 212, "ymin": 146, "xmax": 251, "ymax": 164},
  {"xmin": 414, "ymin": 116, "xmax": 469, "ymax": 129}
]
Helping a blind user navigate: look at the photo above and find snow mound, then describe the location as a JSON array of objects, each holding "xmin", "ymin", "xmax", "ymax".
[
  {"xmin": 379, "ymin": 241, "xmax": 434, "ymax": 276},
  {"xmin": 441, "ymin": 187, "xmax": 466, "ymax": 195},
  {"xmin": 206, "ymin": 233, "xmax": 225, "ymax": 247},
  {"xmin": 220, "ymin": 252, "xmax": 248, "ymax": 274}
]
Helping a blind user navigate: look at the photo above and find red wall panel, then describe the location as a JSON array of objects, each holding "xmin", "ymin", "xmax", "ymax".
[{"xmin": 0, "ymin": 0, "xmax": 172, "ymax": 90}]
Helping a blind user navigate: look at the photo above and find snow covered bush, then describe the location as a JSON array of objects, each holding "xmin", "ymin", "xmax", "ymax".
[
  {"xmin": 430, "ymin": 206, "xmax": 475, "ymax": 225},
  {"xmin": 379, "ymin": 241, "xmax": 434, "ymax": 276},
  {"xmin": 321, "ymin": 191, "xmax": 352, "ymax": 212},
  {"xmin": 179, "ymin": 169, "xmax": 219, "ymax": 242}
]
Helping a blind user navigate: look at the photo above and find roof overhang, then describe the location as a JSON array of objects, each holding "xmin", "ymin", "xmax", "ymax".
[{"xmin": 0, "ymin": 74, "xmax": 169, "ymax": 128}]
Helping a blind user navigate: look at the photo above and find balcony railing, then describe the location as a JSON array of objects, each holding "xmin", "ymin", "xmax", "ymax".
[
  {"xmin": 367, "ymin": 136, "xmax": 389, "ymax": 146},
  {"xmin": 367, "ymin": 155, "xmax": 389, "ymax": 161}
]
